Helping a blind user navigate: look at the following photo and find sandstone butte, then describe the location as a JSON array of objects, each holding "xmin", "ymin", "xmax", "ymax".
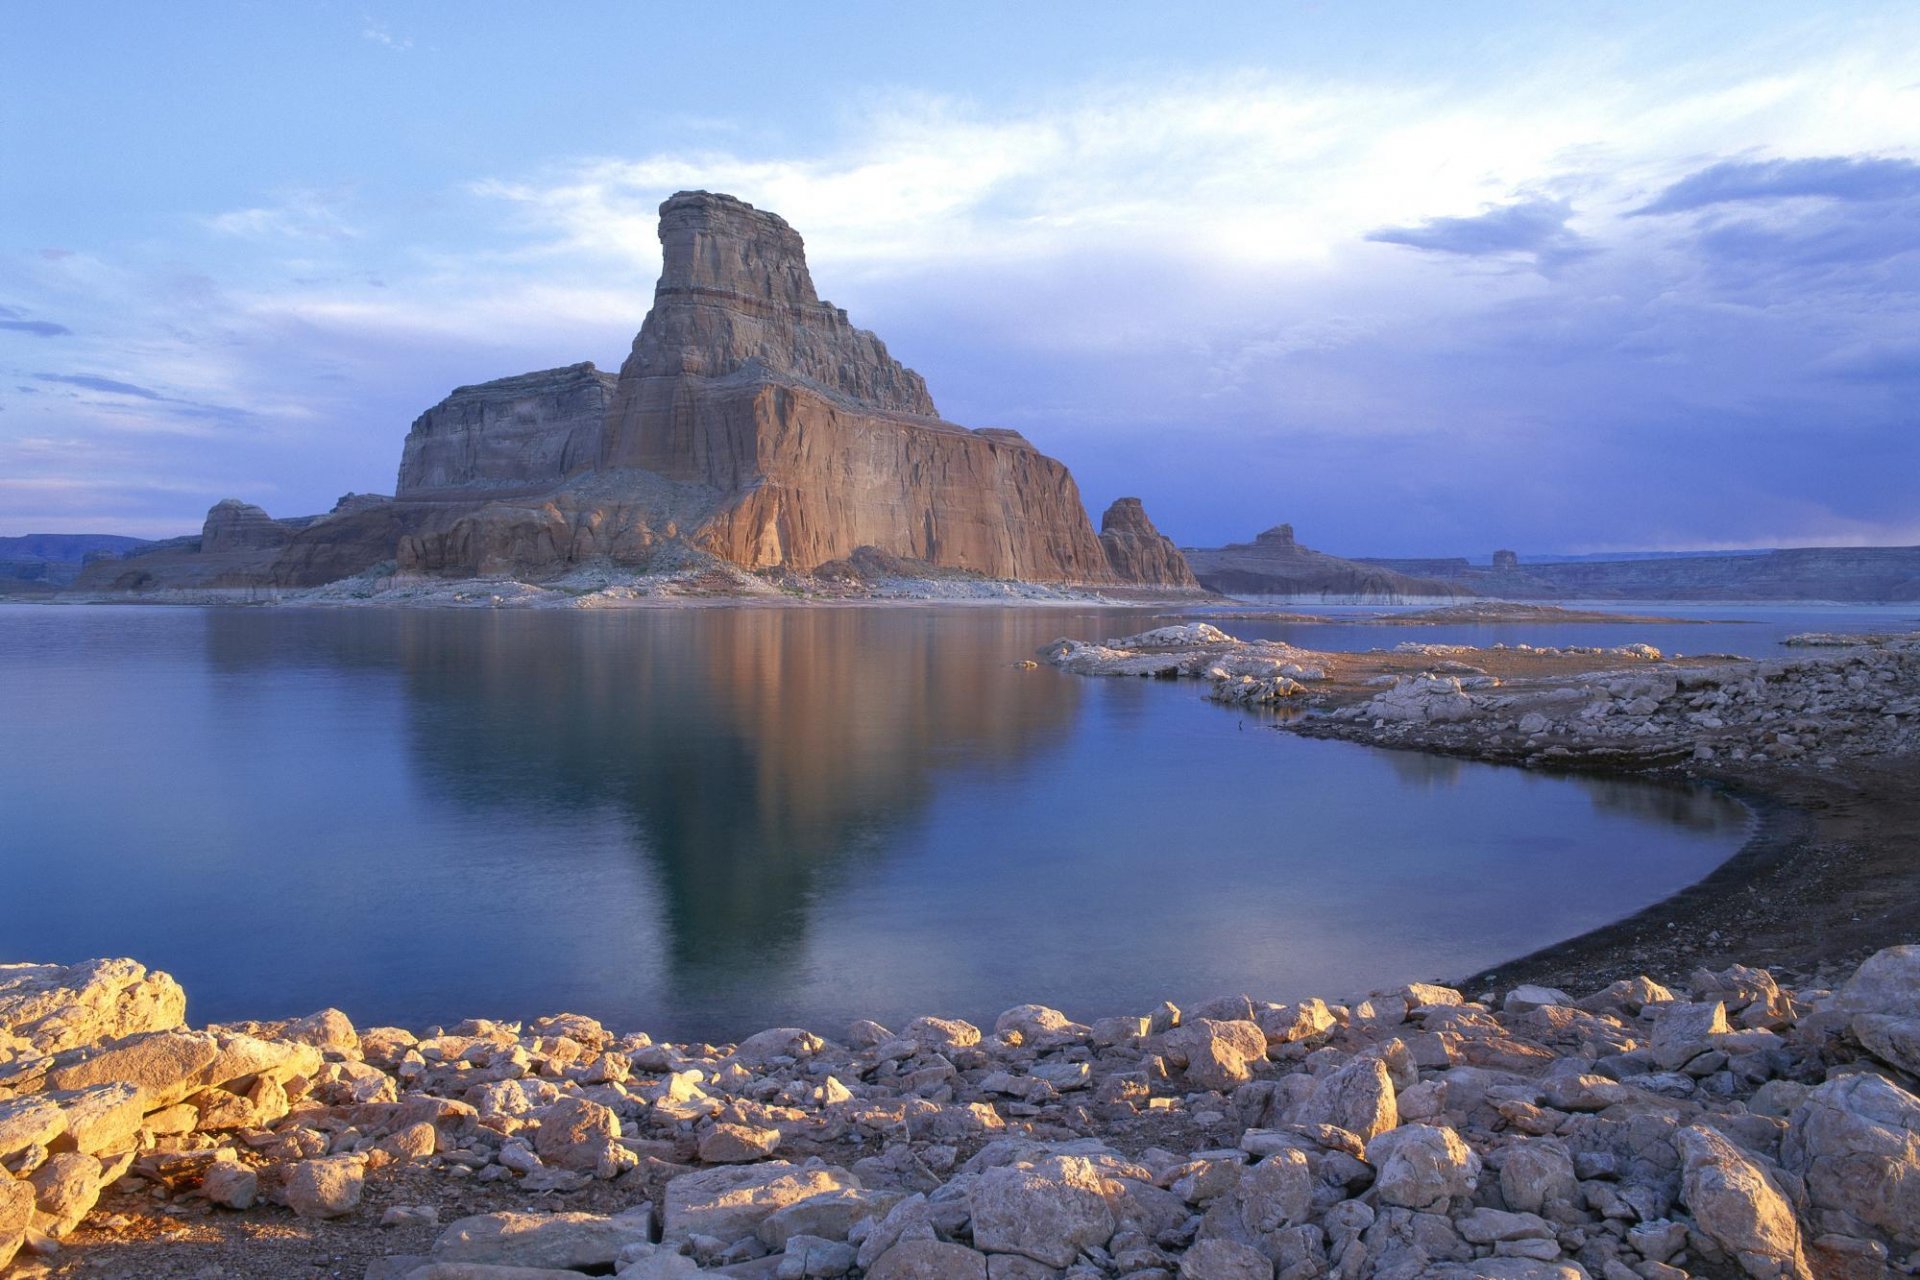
[{"xmin": 75, "ymin": 192, "xmax": 1199, "ymax": 596}]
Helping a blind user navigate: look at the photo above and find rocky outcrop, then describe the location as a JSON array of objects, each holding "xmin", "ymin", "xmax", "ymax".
[
  {"xmin": 7, "ymin": 949, "xmax": 1920, "ymax": 1279},
  {"xmin": 1183, "ymin": 524, "xmax": 1472, "ymax": 602},
  {"xmin": 200, "ymin": 499, "xmax": 297, "ymax": 554},
  {"xmin": 74, "ymin": 191, "xmax": 1155, "ymax": 594},
  {"xmin": 588, "ymin": 191, "xmax": 1117, "ymax": 581},
  {"xmin": 1099, "ymin": 498, "xmax": 1201, "ymax": 589},
  {"xmin": 395, "ymin": 363, "xmax": 616, "ymax": 496}
]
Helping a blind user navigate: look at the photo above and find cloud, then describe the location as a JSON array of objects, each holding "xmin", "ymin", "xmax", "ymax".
[
  {"xmin": 7, "ymin": 30, "xmax": 1920, "ymax": 549},
  {"xmin": 34, "ymin": 373, "xmax": 164, "ymax": 399},
  {"xmin": 1634, "ymin": 155, "xmax": 1920, "ymax": 214},
  {"xmin": 1365, "ymin": 198, "xmax": 1594, "ymax": 269},
  {"xmin": 0, "ymin": 304, "xmax": 71, "ymax": 336},
  {"xmin": 207, "ymin": 190, "xmax": 360, "ymax": 241},
  {"xmin": 361, "ymin": 20, "xmax": 412, "ymax": 51}
]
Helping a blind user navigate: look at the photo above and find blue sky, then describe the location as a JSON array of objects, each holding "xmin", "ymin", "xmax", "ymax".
[{"xmin": 3, "ymin": 3, "xmax": 1917, "ymax": 554}]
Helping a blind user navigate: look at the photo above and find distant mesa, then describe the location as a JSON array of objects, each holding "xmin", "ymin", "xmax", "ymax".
[
  {"xmin": 1183, "ymin": 523, "xmax": 1472, "ymax": 602},
  {"xmin": 78, "ymin": 191, "xmax": 1200, "ymax": 595}
]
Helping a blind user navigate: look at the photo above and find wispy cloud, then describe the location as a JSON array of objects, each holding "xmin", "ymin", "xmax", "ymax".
[
  {"xmin": 0, "ymin": 304, "xmax": 71, "ymax": 337},
  {"xmin": 1634, "ymin": 155, "xmax": 1920, "ymax": 214},
  {"xmin": 33, "ymin": 372, "xmax": 161, "ymax": 398},
  {"xmin": 207, "ymin": 190, "xmax": 360, "ymax": 241},
  {"xmin": 360, "ymin": 19, "xmax": 412, "ymax": 51},
  {"xmin": 1365, "ymin": 198, "xmax": 1594, "ymax": 271},
  {"xmin": 5, "ymin": 30, "xmax": 1920, "ymax": 549}
]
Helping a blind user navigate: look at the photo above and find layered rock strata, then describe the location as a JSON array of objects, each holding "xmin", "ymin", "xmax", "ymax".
[
  {"xmin": 396, "ymin": 363, "xmax": 617, "ymax": 496},
  {"xmin": 1183, "ymin": 525, "xmax": 1470, "ymax": 602},
  {"xmin": 77, "ymin": 191, "xmax": 1191, "ymax": 593},
  {"xmin": 5, "ymin": 949, "xmax": 1920, "ymax": 1279},
  {"xmin": 1098, "ymin": 498, "xmax": 1200, "ymax": 590},
  {"xmin": 591, "ymin": 191, "xmax": 1119, "ymax": 581}
]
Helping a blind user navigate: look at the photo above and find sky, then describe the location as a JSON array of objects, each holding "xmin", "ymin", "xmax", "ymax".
[{"xmin": 2, "ymin": 3, "xmax": 1917, "ymax": 555}]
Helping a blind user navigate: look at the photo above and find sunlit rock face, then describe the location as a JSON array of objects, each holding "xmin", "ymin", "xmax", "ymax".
[
  {"xmin": 80, "ymin": 191, "xmax": 1191, "ymax": 590},
  {"xmin": 595, "ymin": 191, "xmax": 1119, "ymax": 581},
  {"xmin": 395, "ymin": 363, "xmax": 616, "ymax": 496}
]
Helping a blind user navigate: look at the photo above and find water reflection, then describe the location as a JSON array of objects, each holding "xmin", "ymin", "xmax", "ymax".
[
  {"xmin": 385, "ymin": 610, "xmax": 1084, "ymax": 979},
  {"xmin": 0, "ymin": 604, "xmax": 1754, "ymax": 1038}
]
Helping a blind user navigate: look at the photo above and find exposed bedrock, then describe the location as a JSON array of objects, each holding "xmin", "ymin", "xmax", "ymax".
[
  {"xmin": 81, "ymin": 191, "xmax": 1183, "ymax": 592},
  {"xmin": 1098, "ymin": 497, "xmax": 1201, "ymax": 590},
  {"xmin": 395, "ymin": 363, "xmax": 617, "ymax": 496},
  {"xmin": 592, "ymin": 191, "xmax": 1122, "ymax": 582}
]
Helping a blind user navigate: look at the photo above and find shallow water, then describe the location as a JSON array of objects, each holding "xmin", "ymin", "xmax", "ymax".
[
  {"xmin": 0, "ymin": 604, "xmax": 1758, "ymax": 1040},
  {"xmin": 1200, "ymin": 600, "xmax": 1919, "ymax": 659}
]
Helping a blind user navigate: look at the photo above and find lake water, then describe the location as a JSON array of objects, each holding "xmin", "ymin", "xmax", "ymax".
[{"xmin": 0, "ymin": 602, "xmax": 1780, "ymax": 1041}]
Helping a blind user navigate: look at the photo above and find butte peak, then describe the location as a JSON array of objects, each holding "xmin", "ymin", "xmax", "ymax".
[{"xmin": 620, "ymin": 190, "xmax": 936, "ymax": 421}]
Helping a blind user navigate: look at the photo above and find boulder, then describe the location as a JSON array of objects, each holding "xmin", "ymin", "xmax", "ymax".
[
  {"xmin": 28, "ymin": 1151, "xmax": 104, "ymax": 1237},
  {"xmin": 661, "ymin": 1161, "xmax": 862, "ymax": 1246},
  {"xmin": 1, "ymin": 1178, "xmax": 34, "ymax": 1270},
  {"xmin": 283, "ymin": 1154, "xmax": 365, "ymax": 1219},
  {"xmin": 1367, "ymin": 1124, "xmax": 1480, "ymax": 1211},
  {"xmin": 0, "ymin": 1096, "xmax": 66, "ymax": 1163},
  {"xmin": 0, "ymin": 959, "xmax": 186, "ymax": 1061},
  {"xmin": 430, "ymin": 1207, "xmax": 655, "ymax": 1269},
  {"xmin": 1675, "ymin": 1125, "xmax": 1810, "ymax": 1280},
  {"xmin": 1299, "ymin": 1056, "xmax": 1398, "ymax": 1141},
  {"xmin": 1649, "ymin": 1001, "xmax": 1731, "ymax": 1071},
  {"xmin": 1163, "ymin": 1019, "xmax": 1268, "ymax": 1092},
  {"xmin": 1781, "ymin": 1072, "xmax": 1920, "ymax": 1247},
  {"xmin": 903, "ymin": 1017, "xmax": 982, "ymax": 1053},
  {"xmin": 43, "ymin": 1029, "xmax": 220, "ymax": 1110},
  {"xmin": 700, "ymin": 1122, "xmax": 782, "ymax": 1163},
  {"xmin": 1498, "ymin": 1138, "xmax": 1577, "ymax": 1215},
  {"xmin": 202, "ymin": 1157, "xmax": 257, "ymax": 1210},
  {"xmin": 1179, "ymin": 1237, "xmax": 1274, "ymax": 1280},
  {"xmin": 969, "ymin": 1154, "xmax": 1117, "ymax": 1268},
  {"xmin": 731, "ymin": 1027, "xmax": 826, "ymax": 1067},
  {"xmin": 531, "ymin": 1095, "xmax": 625, "ymax": 1176},
  {"xmin": 866, "ymin": 1239, "xmax": 989, "ymax": 1280}
]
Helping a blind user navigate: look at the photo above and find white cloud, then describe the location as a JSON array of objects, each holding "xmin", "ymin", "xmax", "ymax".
[
  {"xmin": 208, "ymin": 190, "xmax": 361, "ymax": 242},
  {"xmin": 361, "ymin": 20, "xmax": 412, "ymax": 51}
]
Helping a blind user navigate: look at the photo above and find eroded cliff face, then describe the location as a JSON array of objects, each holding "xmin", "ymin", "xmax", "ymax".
[
  {"xmin": 78, "ymin": 190, "xmax": 1197, "ymax": 593},
  {"xmin": 1098, "ymin": 497, "xmax": 1200, "ymax": 589},
  {"xmin": 395, "ymin": 363, "xmax": 615, "ymax": 496},
  {"xmin": 595, "ymin": 191, "xmax": 1118, "ymax": 582}
]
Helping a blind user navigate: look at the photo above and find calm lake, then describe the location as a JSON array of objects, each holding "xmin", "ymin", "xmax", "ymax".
[{"xmin": 0, "ymin": 602, "xmax": 1811, "ymax": 1041}]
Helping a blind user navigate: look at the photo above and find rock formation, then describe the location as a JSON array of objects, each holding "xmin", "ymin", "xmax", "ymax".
[
  {"xmin": 78, "ymin": 191, "xmax": 1200, "ymax": 594},
  {"xmin": 584, "ymin": 191, "xmax": 1117, "ymax": 580},
  {"xmin": 1097, "ymin": 498, "xmax": 1200, "ymax": 589},
  {"xmin": 1183, "ymin": 524, "xmax": 1471, "ymax": 601},
  {"xmin": 199, "ymin": 499, "xmax": 296, "ymax": 554},
  {"xmin": 395, "ymin": 363, "xmax": 616, "ymax": 496}
]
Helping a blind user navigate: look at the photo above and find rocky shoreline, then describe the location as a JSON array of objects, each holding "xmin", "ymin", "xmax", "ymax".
[
  {"xmin": 5, "ymin": 631, "xmax": 1917, "ymax": 1280},
  {"xmin": 4, "ymin": 943, "xmax": 1919, "ymax": 1280}
]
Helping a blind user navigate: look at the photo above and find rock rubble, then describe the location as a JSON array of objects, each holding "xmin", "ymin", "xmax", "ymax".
[{"xmin": 5, "ymin": 948, "xmax": 1920, "ymax": 1280}]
